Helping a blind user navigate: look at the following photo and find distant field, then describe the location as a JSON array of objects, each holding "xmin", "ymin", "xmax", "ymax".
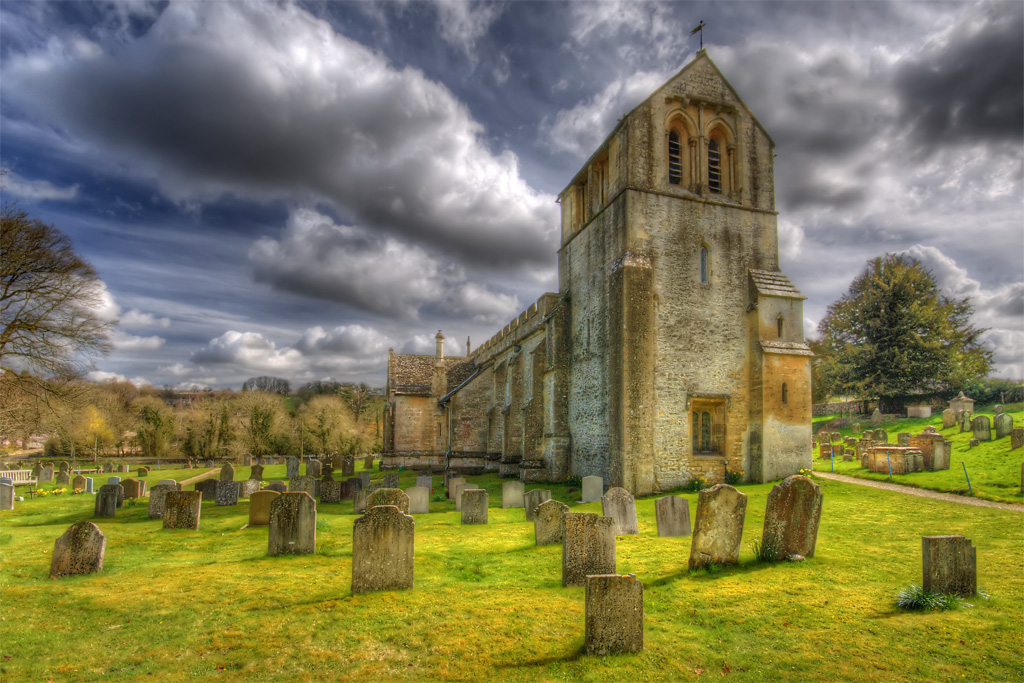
[{"xmin": 1, "ymin": 467, "xmax": 1022, "ymax": 682}]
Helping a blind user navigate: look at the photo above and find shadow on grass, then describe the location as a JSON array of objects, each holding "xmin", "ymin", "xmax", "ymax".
[{"xmin": 494, "ymin": 644, "xmax": 586, "ymax": 667}]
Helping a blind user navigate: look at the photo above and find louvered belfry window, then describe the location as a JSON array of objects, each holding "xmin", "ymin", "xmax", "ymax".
[
  {"xmin": 707, "ymin": 137, "xmax": 722, "ymax": 193},
  {"xmin": 668, "ymin": 131, "xmax": 682, "ymax": 185}
]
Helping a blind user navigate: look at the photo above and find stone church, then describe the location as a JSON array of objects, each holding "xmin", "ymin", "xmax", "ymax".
[{"xmin": 382, "ymin": 51, "xmax": 812, "ymax": 495}]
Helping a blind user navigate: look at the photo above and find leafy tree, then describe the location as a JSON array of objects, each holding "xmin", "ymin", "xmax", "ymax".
[
  {"xmin": 299, "ymin": 395, "xmax": 353, "ymax": 455},
  {"xmin": 134, "ymin": 397, "xmax": 176, "ymax": 459},
  {"xmin": 294, "ymin": 379, "xmax": 343, "ymax": 404},
  {"xmin": 816, "ymin": 254, "xmax": 992, "ymax": 412},
  {"xmin": 241, "ymin": 376, "xmax": 291, "ymax": 394},
  {"xmin": 81, "ymin": 405, "xmax": 114, "ymax": 460}
]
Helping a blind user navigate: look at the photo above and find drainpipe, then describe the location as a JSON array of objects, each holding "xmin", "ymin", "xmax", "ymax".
[{"xmin": 443, "ymin": 401, "xmax": 453, "ymax": 475}]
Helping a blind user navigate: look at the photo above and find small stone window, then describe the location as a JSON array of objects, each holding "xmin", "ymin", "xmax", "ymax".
[
  {"xmin": 707, "ymin": 138, "xmax": 722, "ymax": 194},
  {"xmin": 777, "ymin": 315, "xmax": 785, "ymax": 338},
  {"xmin": 782, "ymin": 382, "xmax": 788, "ymax": 405},
  {"xmin": 691, "ymin": 399, "xmax": 725, "ymax": 455},
  {"xmin": 700, "ymin": 246, "xmax": 710, "ymax": 284},
  {"xmin": 668, "ymin": 131, "xmax": 682, "ymax": 185}
]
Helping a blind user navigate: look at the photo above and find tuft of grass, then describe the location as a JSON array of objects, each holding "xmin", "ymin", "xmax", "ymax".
[{"xmin": 895, "ymin": 585, "xmax": 964, "ymax": 611}]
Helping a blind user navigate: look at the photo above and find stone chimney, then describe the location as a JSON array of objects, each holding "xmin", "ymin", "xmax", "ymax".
[{"xmin": 432, "ymin": 330, "xmax": 447, "ymax": 397}]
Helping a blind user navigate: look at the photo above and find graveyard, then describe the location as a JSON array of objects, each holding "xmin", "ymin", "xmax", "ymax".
[{"xmin": 1, "ymin": 460, "xmax": 1022, "ymax": 682}]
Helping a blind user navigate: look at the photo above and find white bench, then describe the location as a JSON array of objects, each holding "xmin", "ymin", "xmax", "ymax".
[{"xmin": 5, "ymin": 470, "xmax": 38, "ymax": 486}]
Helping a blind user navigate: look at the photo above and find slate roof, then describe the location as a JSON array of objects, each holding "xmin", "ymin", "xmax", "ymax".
[
  {"xmin": 749, "ymin": 269, "xmax": 806, "ymax": 300},
  {"xmin": 388, "ymin": 353, "xmax": 475, "ymax": 396}
]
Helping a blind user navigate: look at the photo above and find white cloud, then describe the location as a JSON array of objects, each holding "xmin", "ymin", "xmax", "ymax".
[
  {"xmin": 85, "ymin": 370, "xmax": 151, "ymax": 387},
  {"xmin": 0, "ymin": 172, "xmax": 79, "ymax": 202},
  {"xmin": 295, "ymin": 324, "xmax": 391, "ymax": 357},
  {"xmin": 434, "ymin": 0, "xmax": 504, "ymax": 58},
  {"xmin": 111, "ymin": 331, "xmax": 165, "ymax": 352},
  {"xmin": 191, "ymin": 331, "xmax": 306, "ymax": 373},
  {"xmin": 119, "ymin": 309, "xmax": 171, "ymax": 329}
]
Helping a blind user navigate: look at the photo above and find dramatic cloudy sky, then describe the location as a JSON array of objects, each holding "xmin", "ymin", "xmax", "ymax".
[{"xmin": 2, "ymin": 0, "xmax": 1021, "ymax": 389}]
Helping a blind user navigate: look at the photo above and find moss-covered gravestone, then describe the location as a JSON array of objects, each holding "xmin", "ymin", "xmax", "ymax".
[
  {"xmin": 352, "ymin": 505, "xmax": 414, "ymax": 594},
  {"xmin": 50, "ymin": 521, "xmax": 106, "ymax": 578},
  {"xmin": 761, "ymin": 475, "xmax": 822, "ymax": 560}
]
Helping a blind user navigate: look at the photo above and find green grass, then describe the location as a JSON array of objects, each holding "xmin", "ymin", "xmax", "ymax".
[
  {"xmin": 2, "ymin": 469, "xmax": 1022, "ymax": 682},
  {"xmin": 813, "ymin": 408, "xmax": 1024, "ymax": 503}
]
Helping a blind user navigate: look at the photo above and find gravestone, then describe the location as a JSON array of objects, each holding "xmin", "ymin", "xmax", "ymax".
[
  {"xmin": 830, "ymin": 431, "xmax": 841, "ymax": 443},
  {"xmin": 363, "ymin": 456, "xmax": 374, "ymax": 470},
  {"xmin": 289, "ymin": 475, "xmax": 318, "ymax": 499},
  {"xmin": 251, "ymin": 464, "xmax": 265, "ymax": 480},
  {"xmin": 461, "ymin": 489, "xmax": 488, "ymax": 524},
  {"xmin": 220, "ymin": 463, "xmax": 235, "ymax": 482},
  {"xmin": 50, "ymin": 521, "xmax": 106, "ymax": 578},
  {"xmin": 215, "ymin": 481, "xmax": 240, "ymax": 506},
  {"xmin": 852, "ymin": 422, "xmax": 862, "ymax": 435},
  {"xmin": 655, "ymin": 496, "xmax": 691, "ymax": 537},
  {"xmin": 994, "ymin": 413, "xmax": 1013, "ymax": 439},
  {"xmin": 59, "ymin": 461, "xmax": 70, "ymax": 473},
  {"xmin": 874, "ymin": 429, "xmax": 888, "ymax": 443},
  {"xmin": 0, "ymin": 483, "xmax": 13, "ymax": 511},
  {"xmin": 358, "ymin": 472, "xmax": 370, "ymax": 488},
  {"xmin": 286, "ymin": 456, "xmax": 299, "ymax": 479},
  {"xmin": 94, "ymin": 485, "xmax": 122, "ymax": 518},
  {"xmin": 833, "ymin": 444, "xmax": 845, "ymax": 459},
  {"xmin": 84, "ymin": 477, "xmax": 94, "ymax": 494},
  {"xmin": 922, "ymin": 535, "xmax": 976, "ymax": 597},
  {"xmin": 562, "ymin": 512, "xmax": 616, "ymax": 587},
  {"xmin": 249, "ymin": 490, "xmax": 280, "ymax": 526},
  {"xmin": 870, "ymin": 408, "xmax": 882, "ymax": 425},
  {"xmin": 353, "ymin": 489, "xmax": 369, "ymax": 514},
  {"xmin": 163, "ymin": 491, "xmax": 202, "ymax": 530},
  {"xmin": 239, "ymin": 478, "xmax": 260, "ymax": 499},
  {"xmin": 897, "ymin": 433, "xmax": 911, "ymax": 447},
  {"xmin": 416, "ymin": 474, "xmax": 432, "ymax": 490},
  {"xmin": 502, "ymin": 481, "xmax": 525, "ymax": 508},
  {"xmin": 447, "ymin": 477, "xmax": 466, "ymax": 500},
  {"xmin": 306, "ymin": 459, "xmax": 322, "ymax": 478},
  {"xmin": 818, "ymin": 443, "xmax": 832, "ymax": 460},
  {"xmin": 688, "ymin": 484, "xmax": 747, "ymax": 571},
  {"xmin": 321, "ymin": 463, "xmax": 334, "ymax": 478},
  {"xmin": 320, "ymin": 479, "xmax": 343, "ymax": 504},
  {"xmin": 367, "ymin": 488, "xmax": 411, "ymax": 515},
  {"xmin": 55, "ymin": 471, "xmax": 70, "ymax": 486},
  {"xmin": 454, "ymin": 482, "xmax": 473, "ymax": 511},
  {"xmin": 147, "ymin": 484, "xmax": 175, "ymax": 519},
  {"xmin": 39, "ymin": 465, "xmax": 54, "ymax": 483},
  {"xmin": 137, "ymin": 467, "xmax": 150, "ymax": 477},
  {"xmin": 585, "ymin": 574, "xmax": 643, "ymax": 655},
  {"xmin": 994, "ymin": 404, "xmax": 1004, "ymax": 415},
  {"xmin": 341, "ymin": 479, "xmax": 357, "ymax": 501},
  {"xmin": 534, "ymin": 499, "xmax": 570, "ymax": 546},
  {"xmin": 524, "ymin": 489, "xmax": 551, "ymax": 522},
  {"xmin": 122, "ymin": 478, "xmax": 146, "ymax": 499},
  {"xmin": 972, "ymin": 415, "xmax": 991, "ymax": 442},
  {"xmin": 942, "ymin": 408, "xmax": 956, "ymax": 429},
  {"xmin": 268, "ymin": 492, "xmax": 317, "ymax": 555},
  {"xmin": 204, "ymin": 460, "xmax": 213, "ymax": 468},
  {"xmin": 352, "ymin": 505, "xmax": 415, "ymax": 594},
  {"xmin": 406, "ymin": 486, "xmax": 429, "ymax": 514},
  {"xmin": 960, "ymin": 412, "xmax": 973, "ymax": 433},
  {"xmin": 265, "ymin": 480, "xmax": 287, "ymax": 493},
  {"xmin": 195, "ymin": 479, "xmax": 217, "ymax": 501},
  {"xmin": 1011, "ymin": 428, "xmax": 1024, "ymax": 451},
  {"xmin": 602, "ymin": 487, "xmax": 639, "ymax": 536},
  {"xmin": 342, "ymin": 457, "xmax": 355, "ymax": 477},
  {"xmin": 116, "ymin": 464, "xmax": 126, "ymax": 473},
  {"xmin": 969, "ymin": 438, "xmax": 980, "ymax": 448},
  {"xmin": 107, "ymin": 476, "xmax": 121, "ymax": 486},
  {"xmin": 762, "ymin": 475, "xmax": 823, "ymax": 560},
  {"xmin": 244, "ymin": 454, "xmax": 252, "ymax": 466},
  {"xmin": 382, "ymin": 472, "xmax": 399, "ymax": 489},
  {"xmin": 581, "ymin": 476, "xmax": 603, "ymax": 503}
]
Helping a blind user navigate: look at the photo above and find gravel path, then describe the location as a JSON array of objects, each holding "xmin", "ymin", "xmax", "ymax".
[
  {"xmin": 178, "ymin": 468, "xmax": 221, "ymax": 487},
  {"xmin": 814, "ymin": 471, "xmax": 1023, "ymax": 511}
]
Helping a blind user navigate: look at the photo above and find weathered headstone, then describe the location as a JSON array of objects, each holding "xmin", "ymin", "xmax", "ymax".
[
  {"xmin": 994, "ymin": 413, "xmax": 1013, "ymax": 439},
  {"xmin": 265, "ymin": 480, "xmax": 287, "ymax": 493},
  {"xmin": 342, "ymin": 456, "xmax": 355, "ymax": 477},
  {"xmin": 251, "ymin": 464, "xmax": 265, "ymax": 481},
  {"xmin": 122, "ymin": 478, "xmax": 146, "ymax": 499},
  {"xmin": 524, "ymin": 489, "xmax": 551, "ymax": 522},
  {"xmin": 897, "ymin": 432, "xmax": 911, "ymax": 447},
  {"xmin": 994, "ymin": 404, "xmax": 1004, "ymax": 415},
  {"xmin": 1011, "ymin": 428, "xmax": 1024, "ymax": 451},
  {"xmin": 306, "ymin": 459, "xmax": 322, "ymax": 478},
  {"xmin": 137, "ymin": 467, "xmax": 150, "ymax": 477},
  {"xmin": 602, "ymin": 487, "xmax": 639, "ymax": 536},
  {"xmin": 581, "ymin": 476, "xmax": 603, "ymax": 503},
  {"xmin": 353, "ymin": 489, "xmax": 369, "ymax": 514},
  {"xmin": 874, "ymin": 428, "xmax": 888, "ymax": 443},
  {"xmin": 461, "ymin": 489, "xmax": 488, "ymax": 524},
  {"xmin": 84, "ymin": 477, "xmax": 94, "ymax": 494},
  {"xmin": 215, "ymin": 480, "xmax": 240, "ymax": 506},
  {"xmin": 941, "ymin": 408, "xmax": 956, "ymax": 429},
  {"xmin": 406, "ymin": 486, "xmax": 429, "ymax": 514},
  {"xmin": 562, "ymin": 512, "xmax": 616, "ymax": 587},
  {"xmin": 239, "ymin": 478, "xmax": 260, "ymax": 499},
  {"xmin": 688, "ymin": 484, "xmax": 747, "ymax": 571},
  {"xmin": 319, "ymin": 478, "xmax": 342, "ymax": 504},
  {"xmin": 340, "ymin": 478, "xmax": 357, "ymax": 500},
  {"xmin": 116, "ymin": 464, "xmax": 126, "ymax": 473},
  {"xmin": 289, "ymin": 475, "xmax": 318, "ymax": 499},
  {"xmin": 454, "ymin": 482, "xmax": 473, "ymax": 511},
  {"xmin": 972, "ymin": 415, "xmax": 991, "ymax": 442},
  {"xmin": 50, "ymin": 521, "xmax": 106, "ymax": 578},
  {"xmin": 382, "ymin": 472, "xmax": 399, "ymax": 489},
  {"xmin": 534, "ymin": 499, "xmax": 570, "ymax": 546},
  {"xmin": 219, "ymin": 463, "xmax": 235, "ymax": 482},
  {"xmin": 39, "ymin": 465, "xmax": 54, "ymax": 483},
  {"xmin": 960, "ymin": 412, "xmax": 973, "ymax": 433},
  {"xmin": 363, "ymin": 456, "xmax": 374, "ymax": 470},
  {"xmin": 0, "ymin": 483, "xmax": 13, "ymax": 511},
  {"xmin": 447, "ymin": 477, "xmax": 466, "ymax": 500},
  {"xmin": 922, "ymin": 535, "xmax": 976, "ymax": 597},
  {"xmin": 367, "ymin": 488, "xmax": 411, "ymax": 515},
  {"xmin": 268, "ymin": 492, "xmax": 316, "ymax": 555},
  {"xmin": 147, "ymin": 484, "xmax": 175, "ymax": 518},
  {"xmin": 94, "ymin": 484, "xmax": 122, "ymax": 518},
  {"xmin": 352, "ymin": 505, "xmax": 415, "ymax": 594},
  {"xmin": 195, "ymin": 478, "xmax": 217, "ymax": 501},
  {"xmin": 249, "ymin": 490, "xmax": 280, "ymax": 526},
  {"xmin": 163, "ymin": 491, "xmax": 202, "ymax": 530},
  {"xmin": 286, "ymin": 456, "xmax": 299, "ymax": 479},
  {"xmin": 358, "ymin": 472, "xmax": 370, "ymax": 488},
  {"xmin": 416, "ymin": 474, "xmax": 432, "ymax": 490},
  {"xmin": 655, "ymin": 496, "xmax": 691, "ymax": 537},
  {"xmin": 762, "ymin": 475, "xmax": 823, "ymax": 560},
  {"xmin": 585, "ymin": 574, "xmax": 643, "ymax": 655},
  {"xmin": 502, "ymin": 481, "xmax": 525, "ymax": 508},
  {"xmin": 107, "ymin": 475, "xmax": 121, "ymax": 486},
  {"xmin": 870, "ymin": 408, "xmax": 882, "ymax": 425},
  {"xmin": 852, "ymin": 422, "xmax": 862, "ymax": 435},
  {"xmin": 55, "ymin": 471, "xmax": 70, "ymax": 486}
]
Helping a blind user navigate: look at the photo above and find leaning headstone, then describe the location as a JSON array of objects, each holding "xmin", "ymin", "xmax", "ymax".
[
  {"xmin": 524, "ymin": 489, "xmax": 551, "ymax": 521},
  {"xmin": 353, "ymin": 489, "xmax": 369, "ymax": 514},
  {"xmin": 215, "ymin": 481, "xmax": 240, "ymax": 506},
  {"xmin": 163, "ymin": 491, "xmax": 202, "ymax": 530},
  {"xmin": 265, "ymin": 480, "xmax": 287, "ymax": 493},
  {"xmin": 286, "ymin": 456, "xmax": 299, "ymax": 479},
  {"xmin": 562, "ymin": 512, "xmax": 616, "ymax": 587},
  {"xmin": 581, "ymin": 476, "xmax": 603, "ymax": 503},
  {"xmin": 461, "ymin": 489, "xmax": 488, "ymax": 525},
  {"xmin": 502, "ymin": 481, "xmax": 525, "ymax": 508},
  {"xmin": 94, "ymin": 485, "xmax": 122, "ymax": 518},
  {"xmin": 382, "ymin": 472, "xmax": 399, "ymax": 489},
  {"xmin": 72, "ymin": 475, "xmax": 87, "ymax": 491},
  {"xmin": 147, "ymin": 484, "xmax": 175, "ymax": 519},
  {"xmin": 447, "ymin": 477, "xmax": 466, "ymax": 500},
  {"xmin": 994, "ymin": 413, "xmax": 1013, "ymax": 439},
  {"xmin": 942, "ymin": 408, "xmax": 956, "ymax": 429},
  {"xmin": 352, "ymin": 505, "xmax": 415, "ymax": 594},
  {"xmin": 239, "ymin": 478, "xmax": 260, "ymax": 499},
  {"xmin": 306, "ymin": 459, "xmax": 322, "ymax": 478},
  {"xmin": 220, "ymin": 463, "xmax": 235, "ymax": 482},
  {"xmin": 762, "ymin": 475, "xmax": 823, "ymax": 559},
  {"xmin": 367, "ymin": 488, "xmax": 411, "ymax": 515},
  {"xmin": 195, "ymin": 478, "xmax": 217, "ymax": 501},
  {"xmin": 602, "ymin": 487, "xmax": 639, "ymax": 535},
  {"xmin": 688, "ymin": 484, "xmax": 747, "ymax": 571},
  {"xmin": 406, "ymin": 486, "xmax": 429, "ymax": 514},
  {"xmin": 249, "ymin": 490, "xmax": 280, "ymax": 526},
  {"xmin": 289, "ymin": 475, "xmax": 318, "ymax": 499},
  {"xmin": 534, "ymin": 499, "xmax": 570, "ymax": 546},
  {"xmin": 655, "ymin": 496, "xmax": 691, "ymax": 537},
  {"xmin": 122, "ymin": 478, "xmax": 146, "ymax": 499},
  {"xmin": 922, "ymin": 535, "xmax": 976, "ymax": 597},
  {"xmin": 972, "ymin": 415, "xmax": 991, "ymax": 442},
  {"xmin": 585, "ymin": 574, "xmax": 643, "ymax": 655},
  {"xmin": 416, "ymin": 474, "xmax": 432, "ymax": 490},
  {"xmin": 268, "ymin": 492, "xmax": 316, "ymax": 555},
  {"xmin": 0, "ymin": 483, "xmax": 13, "ymax": 511},
  {"xmin": 250, "ymin": 464, "xmax": 265, "ymax": 480},
  {"xmin": 50, "ymin": 521, "xmax": 106, "ymax": 578}
]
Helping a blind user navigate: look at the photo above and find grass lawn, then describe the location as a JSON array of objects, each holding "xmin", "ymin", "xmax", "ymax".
[
  {"xmin": 2, "ymin": 467, "xmax": 1022, "ymax": 683},
  {"xmin": 812, "ymin": 407, "xmax": 1024, "ymax": 504}
]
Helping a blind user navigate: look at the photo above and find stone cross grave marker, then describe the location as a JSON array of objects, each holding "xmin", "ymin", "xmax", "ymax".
[
  {"xmin": 461, "ymin": 489, "xmax": 488, "ymax": 524},
  {"xmin": 524, "ymin": 489, "xmax": 551, "ymax": 522},
  {"xmin": 562, "ymin": 512, "xmax": 616, "ymax": 587},
  {"xmin": 689, "ymin": 484, "xmax": 747, "ymax": 571},
  {"xmin": 923, "ymin": 535, "xmax": 976, "ymax": 597},
  {"xmin": 602, "ymin": 487, "xmax": 639, "ymax": 536},
  {"xmin": 50, "ymin": 521, "xmax": 106, "ymax": 578},
  {"xmin": 249, "ymin": 490, "xmax": 280, "ymax": 526},
  {"xmin": 352, "ymin": 505, "xmax": 414, "ymax": 594},
  {"xmin": 163, "ymin": 491, "xmax": 202, "ymax": 530},
  {"xmin": 655, "ymin": 496, "xmax": 691, "ymax": 537},
  {"xmin": 581, "ymin": 476, "xmax": 603, "ymax": 503},
  {"xmin": 502, "ymin": 481, "xmax": 525, "ymax": 508},
  {"xmin": 762, "ymin": 475, "xmax": 823, "ymax": 560},
  {"xmin": 585, "ymin": 574, "xmax": 643, "ymax": 655},
  {"xmin": 406, "ymin": 486, "xmax": 429, "ymax": 514},
  {"xmin": 534, "ymin": 499, "xmax": 570, "ymax": 546},
  {"xmin": 367, "ymin": 488, "xmax": 411, "ymax": 515},
  {"xmin": 268, "ymin": 492, "xmax": 317, "ymax": 555}
]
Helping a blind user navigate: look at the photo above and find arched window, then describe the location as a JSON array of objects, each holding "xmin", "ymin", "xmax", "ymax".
[
  {"xmin": 777, "ymin": 315, "xmax": 785, "ymax": 338},
  {"xmin": 782, "ymin": 382, "xmax": 788, "ymax": 405},
  {"xmin": 668, "ymin": 131, "xmax": 682, "ymax": 185},
  {"xmin": 700, "ymin": 245, "xmax": 709, "ymax": 284},
  {"xmin": 707, "ymin": 138, "xmax": 722, "ymax": 194}
]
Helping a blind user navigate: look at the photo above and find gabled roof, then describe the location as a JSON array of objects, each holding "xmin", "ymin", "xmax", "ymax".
[
  {"xmin": 749, "ymin": 269, "xmax": 806, "ymax": 300},
  {"xmin": 387, "ymin": 352, "xmax": 474, "ymax": 396}
]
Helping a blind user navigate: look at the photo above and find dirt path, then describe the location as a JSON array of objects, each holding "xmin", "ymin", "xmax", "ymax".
[
  {"xmin": 178, "ymin": 468, "xmax": 221, "ymax": 487},
  {"xmin": 814, "ymin": 472, "xmax": 1023, "ymax": 511}
]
